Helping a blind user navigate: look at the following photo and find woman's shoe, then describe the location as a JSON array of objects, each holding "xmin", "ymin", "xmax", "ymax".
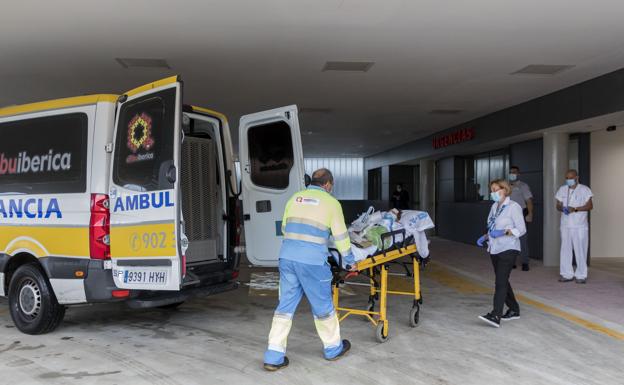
[
  {"xmin": 478, "ymin": 313, "xmax": 501, "ymax": 328},
  {"xmin": 501, "ymin": 309, "xmax": 520, "ymax": 321}
]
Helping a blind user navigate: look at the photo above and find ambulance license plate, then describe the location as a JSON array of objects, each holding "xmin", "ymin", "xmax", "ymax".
[{"xmin": 120, "ymin": 268, "xmax": 168, "ymax": 285}]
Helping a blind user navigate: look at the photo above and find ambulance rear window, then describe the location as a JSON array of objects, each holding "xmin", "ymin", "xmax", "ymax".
[
  {"xmin": 0, "ymin": 113, "xmax": 88, "ymax": 194},
  {"xmin": 113, "ymin": 88, "xmax": 176, "ymax": 191},
  {"xmin": 247, "ymin": 120, "xmax": 294, "ymax": 190}
]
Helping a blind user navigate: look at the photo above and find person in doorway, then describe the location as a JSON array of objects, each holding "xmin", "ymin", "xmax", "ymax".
[
  {"xmin": 555, "ymin": 169, "xmax": 593, "ymax": 284},
  {"xmin": 476, "ymin": 179, "xmax": 526, "ymax": 328},
  {"xmin": 391, "ymin": 183, "xmax": 410, "ymax": 209},
  {"xmin": 509, "ymin": 166, "xmax": 534, "ymax": 271},
  {"xmin": 263, "ymin": 168, "xmax": 354, "ymax": 371}
]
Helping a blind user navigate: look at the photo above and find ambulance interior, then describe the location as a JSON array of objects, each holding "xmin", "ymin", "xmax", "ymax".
[{"xmin": 180, "ymin": 115, "xmax": 226, "ymax": 266}]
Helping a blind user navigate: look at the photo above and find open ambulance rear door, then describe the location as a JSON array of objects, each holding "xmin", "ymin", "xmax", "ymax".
[
  {"xmin": 108, "ymin": 76, "xmax": 184, "ymax": 290},
  {"xmin": 238, "ymin": 105, "xmax": 305, "ymax": 267}
]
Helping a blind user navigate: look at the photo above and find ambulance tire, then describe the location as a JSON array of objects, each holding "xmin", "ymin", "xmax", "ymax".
[{"xmin": 8, "ymin": 263, "xmax": 66, "ymax": 335}]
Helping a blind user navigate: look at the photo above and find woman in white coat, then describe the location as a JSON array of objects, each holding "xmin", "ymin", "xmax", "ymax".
[{"xmin": 476, "ymin": 179, "xmax": 527, "ymax": 328}]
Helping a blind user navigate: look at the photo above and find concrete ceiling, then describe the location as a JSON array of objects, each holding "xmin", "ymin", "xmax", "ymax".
[{"xmin": 2, "ymin": 0, "xmax": 624, "ymax": 157}]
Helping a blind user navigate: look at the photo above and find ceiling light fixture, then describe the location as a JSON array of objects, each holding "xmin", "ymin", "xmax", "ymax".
[
  {"xmin": 116, "ymin": 58, "xmax": 171, "ymax": 69},
  {"xmin": 512, "ymin": 64, "xmax": 574, "ymax": 75},
  {"xmin": 429, "ymin": 109, "xmax": 462, "ymax": 115},
  {"xmin": 322, "ymin": 61, "xmax": 374, "ymax": 72}
]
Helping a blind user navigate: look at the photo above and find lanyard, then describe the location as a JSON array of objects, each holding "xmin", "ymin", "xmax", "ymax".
[
  {"xmin": 487, "ymin": 203, "xmax": 507, "ymax": 232},
  {"xmin": 566, "ymin": 187, "xmax": 575, "ymax": 208}
]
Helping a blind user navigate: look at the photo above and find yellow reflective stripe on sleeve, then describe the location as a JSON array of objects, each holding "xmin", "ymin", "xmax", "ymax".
[
  {"xmin": 285, "ymin": 217, "xmax": 329, "ymax": 232},
  {"xmin": 283, "ymin": 232, "xmax": 328, "ymax": 245},
  {"xmin": 335, "ymin": 240, "xmax": 352, "ymax": 255},
  {"xmin": 333, "ymin": 232, "xmax": 349, "ymax": 242}
]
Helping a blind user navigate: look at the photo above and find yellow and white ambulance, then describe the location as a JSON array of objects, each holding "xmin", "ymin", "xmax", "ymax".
[{"xmin": 0, "ymin": 76, "xmax": 305, "ymax": 334}]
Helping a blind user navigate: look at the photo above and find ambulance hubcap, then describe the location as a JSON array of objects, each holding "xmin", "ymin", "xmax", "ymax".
[{"xmin": 19, "ymin": 280, "xmax": 41, "ymax": 317}]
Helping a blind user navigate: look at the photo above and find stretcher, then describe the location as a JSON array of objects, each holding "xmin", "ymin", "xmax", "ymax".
[{"xmin": 329, "ymin": 229, "xmax": 425, "ymax": 343}]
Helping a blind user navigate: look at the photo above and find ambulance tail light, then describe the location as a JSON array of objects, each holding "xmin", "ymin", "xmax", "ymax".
[{"xmin": 90, "ymin": 194, "xmax": 111, "ymax": 260}]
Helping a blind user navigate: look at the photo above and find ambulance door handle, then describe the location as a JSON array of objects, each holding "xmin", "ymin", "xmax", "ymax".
[{"xmin": 166, "ymin": 165, "xmax": 177, "ymax": 184}]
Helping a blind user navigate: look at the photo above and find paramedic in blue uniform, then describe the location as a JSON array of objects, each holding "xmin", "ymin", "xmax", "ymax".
[
  {"xmin": 476, "ymin": 179, "xmax": 526, "ymax": 328},
  {"xmin": 263, "ymin": 168, "xmax": 354, "ymax": 371}
]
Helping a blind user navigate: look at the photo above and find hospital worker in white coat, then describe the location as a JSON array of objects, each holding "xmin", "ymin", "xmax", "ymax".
[{"xmin": 555, "ymin": 169, "xmax": 593, "ymax": 284}]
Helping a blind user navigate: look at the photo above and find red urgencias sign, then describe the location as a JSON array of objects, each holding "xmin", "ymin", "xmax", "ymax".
[{"xmin": 432, "ymin": 127, "xmax": 475, "ymax": 149}]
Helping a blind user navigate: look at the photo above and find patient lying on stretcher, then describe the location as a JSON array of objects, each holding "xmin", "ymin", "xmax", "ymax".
[{"xmin": 345, "ymin": 208, "xmax": 435, "ymax": 266}]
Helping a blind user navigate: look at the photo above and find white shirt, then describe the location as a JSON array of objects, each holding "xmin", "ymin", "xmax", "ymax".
[
  {"xmin": 555, "ymin": 184, "xmax": 593, "ymax": 228},
  {"xmin": 510, "ymin": 180, "xmax": 533, "ymax": 209},
  {"xmin": 486, "ymin": 197, "xmax": 527, "ymax": 255}
]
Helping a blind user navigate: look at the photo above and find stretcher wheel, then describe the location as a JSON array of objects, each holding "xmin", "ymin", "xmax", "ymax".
[
  {"xmin": 375, "ymin": 323, "xmax": 389, "ymax": 343},
  {"xmin": 409, "ymin": 305, "xmax": 420, "ymax": 328}
]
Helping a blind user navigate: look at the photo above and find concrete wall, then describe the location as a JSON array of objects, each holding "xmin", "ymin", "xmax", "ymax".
[{"xmin": 590, "ymin": 128, "xmax": 624, "ymax": 258}]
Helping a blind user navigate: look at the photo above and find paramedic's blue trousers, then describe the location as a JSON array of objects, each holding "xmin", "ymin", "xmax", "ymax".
[{"xmin": 264, "ymin": 259, "xmax": 343, "ymax": 365}]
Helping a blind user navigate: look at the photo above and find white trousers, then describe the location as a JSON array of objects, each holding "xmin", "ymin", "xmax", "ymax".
[{"xmin": 560, "ymin": 227, "xmax": 589, "ymax": 280}]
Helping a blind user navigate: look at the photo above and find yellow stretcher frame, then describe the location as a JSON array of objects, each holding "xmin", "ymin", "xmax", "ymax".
[{"xmin": 331, "ymin": 240, "xmax": 422, "ymax": 343}]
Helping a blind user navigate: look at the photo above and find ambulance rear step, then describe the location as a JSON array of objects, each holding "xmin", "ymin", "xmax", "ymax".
[{"xmin": 126, "ymin": 280, "xmax": 238, "ymax": 309}]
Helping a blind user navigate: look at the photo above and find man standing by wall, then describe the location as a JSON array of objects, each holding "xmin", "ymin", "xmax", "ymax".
[
  {"xmin": 555, "ymin": 169, "xmax": 594, "ymax": 284},
  {"xmin": 509, "ymin": 166, "xmax": 534, "ymax": 271},
  {"xmin": 391, "ymin": 183, "xmax": 410, "ymax": 209}
]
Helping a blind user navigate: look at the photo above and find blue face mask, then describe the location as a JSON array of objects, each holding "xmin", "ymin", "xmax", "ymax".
[
  {"xmin": 509, "ymin": 174, "xmax": 518, "ymax": 182},
  {"xmin": 490, "ymin": 191, "xmax": 501, "ymax": 202},
  {"xmin": 566, "ymin": 179, "xmax": 576, "ymax": 187}
]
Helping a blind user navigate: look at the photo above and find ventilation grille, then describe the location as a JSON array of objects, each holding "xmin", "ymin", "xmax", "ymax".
[
  {"xmin": 322, "ymin": 61, "xmax": 374, "ymax": 72},
  {"xmin": 180, "ymin": 136, "xmax": 220, "ymax": 263},
  {"xmin": 115, "ymin": 58, "xmax": 171, "ymax": 69},
  {"xmin": 512, "ymin": 64, "xmax": 574, "ymax": 75}
]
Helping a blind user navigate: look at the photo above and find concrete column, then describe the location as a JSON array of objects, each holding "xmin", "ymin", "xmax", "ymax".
[
  {"xmin": 419, "ymin": 159, "xmax": 435, "ymax": 220},
  {"xmin": 381, "ymin": 166, "xmax": 390, "ymax": 201},
  {"xmin": 543, "ymin": 132, "xmax": 568, "ymax": 267}
]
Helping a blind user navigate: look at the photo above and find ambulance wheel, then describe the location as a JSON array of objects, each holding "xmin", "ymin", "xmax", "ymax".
[
  {"xmin": 157, "ymin": 301, "xmax": 185, "ymax": 310},
  {"xmin": 409, "ymin": 305, "xmax": 420, "ymax": 328},
  {"xmin": 375, "ymin": 323, "xmax": 389, "ymax": 343},
  {"xmin": 8, "ymin": 263, "xmax": 66, "ymax": 335}
]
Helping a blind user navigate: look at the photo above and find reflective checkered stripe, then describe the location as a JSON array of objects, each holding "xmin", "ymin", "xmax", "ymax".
[
  {"xmin": 267, "ymin": 312, "xmax": 294, "ymax": 354},
  {"xmin": 314, "ymin": 311, "xmax": 342, "ymax": 352}
]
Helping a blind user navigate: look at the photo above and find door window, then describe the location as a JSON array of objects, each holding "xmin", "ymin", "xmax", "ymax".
[
  {"xmin": 113, "ymin": 88, "xmax": 177, "ymax": 191},
  {"xmin": 247, "ymin": 121, "xmax": 293, "ymax": 190}
]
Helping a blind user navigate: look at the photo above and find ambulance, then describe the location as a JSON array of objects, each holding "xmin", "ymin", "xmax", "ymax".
[{"xmin": 0, "ymin": 76, "xmax": 305, "ymax": 334}]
